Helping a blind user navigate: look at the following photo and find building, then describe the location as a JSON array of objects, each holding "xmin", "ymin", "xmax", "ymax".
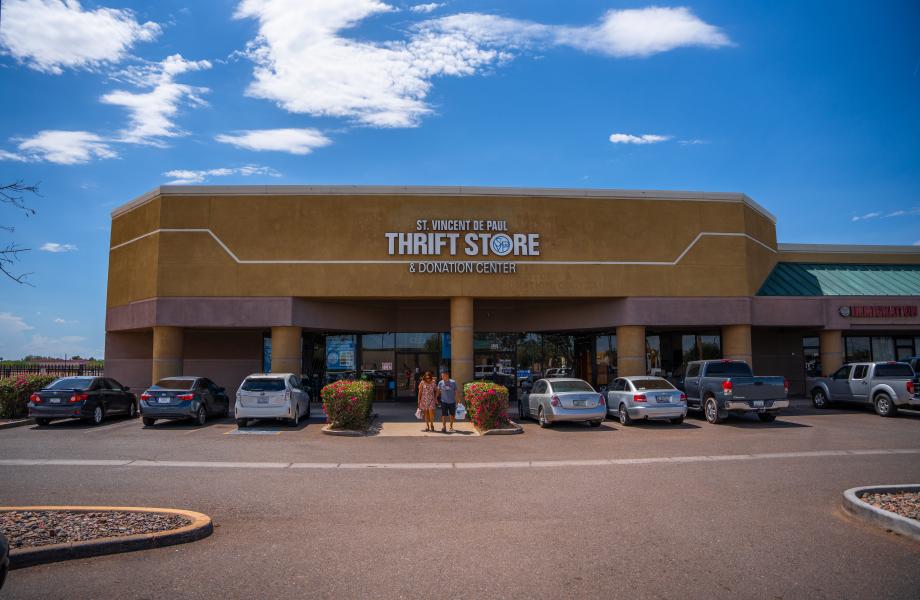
[{"xmin": 104, "ymin": 186, "xmax": 920, "ymax": 400}]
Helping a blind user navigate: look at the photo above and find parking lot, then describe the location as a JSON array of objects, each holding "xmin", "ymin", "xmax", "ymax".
[{"xmin": 1, "ymin": 403, "xmax": 919, "ymax": 599}]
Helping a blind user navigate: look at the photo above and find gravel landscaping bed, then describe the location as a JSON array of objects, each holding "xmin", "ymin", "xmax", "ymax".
[
  {"xmin": 861, "ymin": 491, "xmax": 920, "ymax": 521},
  {"xmin": 0, "ymin": 511, "xmax": 191, "ymax": 549}
]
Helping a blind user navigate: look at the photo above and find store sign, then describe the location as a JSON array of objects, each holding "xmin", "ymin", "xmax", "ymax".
[
  {"xmin": 839, "ymin": 305, "xmax": 918, "ymax": 318},
  {"xmin": 326, "ymin": 335, "xmax": 356, "ymax": 370},
  {"xmin": 385, "ymin": 219, "xmax": 539, "ymax": 274}
]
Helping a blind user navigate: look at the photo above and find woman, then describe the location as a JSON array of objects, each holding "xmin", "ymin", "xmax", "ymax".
[{"xmin": 417, "ymin": 370, "xmax": 438, "ymax": 432}]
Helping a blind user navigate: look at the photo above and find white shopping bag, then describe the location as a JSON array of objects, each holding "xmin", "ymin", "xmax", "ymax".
[
  {"xmin": 455, "ymin": 403, "xmax": 467, "ymax": 420},
  {"xmin": 415, "ymin": 408, "xmax": 423, "ymax": 420}
]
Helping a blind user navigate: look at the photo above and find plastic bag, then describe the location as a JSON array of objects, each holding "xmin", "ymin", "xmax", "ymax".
[
  {"xmin": 415, "ymin": 408, "xmax": 422, "ymax": 420},
  {"xmin": 455, "ymin": 403, "xmax": 467, "ymax": 421}
]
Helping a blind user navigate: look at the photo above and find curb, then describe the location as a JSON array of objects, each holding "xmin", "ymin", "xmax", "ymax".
[
  {"xmin": 0, "ymin": 419, "xmax": 34, "ymax": 431},
  {"xmin": 1, "ymin": 505, "xmax": 213, "ymax": 569},
  {"xmin": 321, "ymin": 424, "xmax": 365, "ymax": 437},
  {"xmin": 842, "ymin": 485, "xmax": 920, "ymax": 543},
  {"xmin": 480, "ymin": 421, "xmax": 524, "ymax": 436}
]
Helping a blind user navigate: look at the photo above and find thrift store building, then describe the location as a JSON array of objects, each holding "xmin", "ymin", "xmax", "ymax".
[{"xmin": 104, "ymin": 186, "xmax": 920, "ymax": 400}]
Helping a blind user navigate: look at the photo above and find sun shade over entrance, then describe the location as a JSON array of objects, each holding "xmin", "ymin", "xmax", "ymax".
[{"xmin": 757, "ymin": 263, "xmax": 920, "ymax": 296}]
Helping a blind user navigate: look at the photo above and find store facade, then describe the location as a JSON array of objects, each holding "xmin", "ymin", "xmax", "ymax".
[{"xmin": 104, "ymin": 186, "xmax": 920, "ymax": 400}]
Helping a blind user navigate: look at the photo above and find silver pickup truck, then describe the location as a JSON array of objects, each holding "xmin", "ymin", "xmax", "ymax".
[
  {"xmin": 809, "ymin": 362, "xmax": 920, "ymax": 417},
  {"xmin": 680, "ymin": 359, "xmax": 788, "ymax": 424}
]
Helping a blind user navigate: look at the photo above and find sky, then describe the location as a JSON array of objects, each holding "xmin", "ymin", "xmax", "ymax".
[{"xmin": 0, "ymin": 0, "xmax": 918, "ymax": 360}]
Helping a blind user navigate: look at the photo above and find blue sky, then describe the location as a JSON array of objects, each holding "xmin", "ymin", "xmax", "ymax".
[{"xmin": 0, "ymin": 0, "xmax": 918, "ymax": 359}]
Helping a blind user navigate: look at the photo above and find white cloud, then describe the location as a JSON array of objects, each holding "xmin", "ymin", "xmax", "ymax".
[
  {"xmin": 410, "ymin": 3, "xmax": 443, "ymax": 14},
  {"xmin": 914, "ymin": 240, "xmax": 920, "ymax": 246},
  {"xmin": 53, "ymin": 317, "xmax": 78, "ymax": 325},
  {"xmin": 0, "ymin": 0, "xmax": 161, "ymax": 74},
  {"xmin": 39, "ymin": 242, "xmax": 78, "ymax": 252},
  {"xmin": 1, "ymin": 130, "xmax": 117, "ymax": 164},
  {"xmin": 234, "ymin": 2, "xmax": 730, "ymax": 129},
  {"xmin": 22, "ymin": 334, "xmax": 90, "ymax": 357},
  {"xmin": 163, "ymin": 164, "xmax": 282, "ymax": 185},
  {"xmin": 0, "ymin": 312, "xmax": 34, "ymax": 335},
  {"xmin": 101, "ymin": 54, "xmax": 212, "ymax": 145},
  {"xmin": 609, "ymin": 133, "xmax": 671, "ymax": 145},
  {"xmin": 852, "ymin": 208, "xmax": 920, "ymax": 222},
  {"xmin": 215, "ymin": 128, "xmax": 332, "ymax": 155}
]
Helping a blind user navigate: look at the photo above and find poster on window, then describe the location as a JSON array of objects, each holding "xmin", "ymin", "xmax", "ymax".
[{"xmin": 326, "ymin": 335, "xmax": 356, "ymax": 370}]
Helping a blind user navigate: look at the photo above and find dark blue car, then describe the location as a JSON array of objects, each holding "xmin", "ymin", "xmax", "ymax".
[{"xmin": 28, "ymin": 376, "xmax": 137, "ymax": 426}]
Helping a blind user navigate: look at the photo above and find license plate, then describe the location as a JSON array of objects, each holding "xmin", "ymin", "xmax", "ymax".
[
  {"xmin": 157, "ymin": 398, "xmax": 170, "ymax": 404},
  {"xmin": 573, "ymin": 400, "xmax": 585, "ymax": 407},
  {"xmin": 257, "ymin": 398, "xmax": 269, "ymax": 404},
  {"xmin": 752, "ymin": 400, "xmax": 764, "ymax": 408},
  {"xmin": 657, "ymin": 394, "xmax": 670, "ymax": 403},
  {"xmin": 50, "ymin": 398, "xmax": 60, "ymax": 404}
]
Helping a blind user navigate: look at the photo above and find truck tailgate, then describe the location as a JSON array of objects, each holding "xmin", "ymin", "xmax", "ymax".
[{"xmin": 729, "ymin": 376, "xmax": 786, "ymax": 401}]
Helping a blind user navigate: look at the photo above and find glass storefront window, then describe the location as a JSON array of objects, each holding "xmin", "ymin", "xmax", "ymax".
[
  {"xmin": 395, "ymin": 333, "xmax": 440, "ymax": 352},
  {"xmin": 871, "ymin": 337, "xmax": 896, "ymax": 362},
  {"xmin": 362, "ymin": 334, "xmax": 395, "ymax": 350},
  {"xmin": 646, "ymin": 336, "xmax": 661, "ymax": 374},
  {"xmin": 803, "ymin": 336, "xmax": 821, "ymax": 377},
  {"xmin": 595, "ymin": 334, "xmax": 617, "ymax": 386},
  {"xmin": 845, "ymin": 337, "xmax": 871, "ymax": 362}
]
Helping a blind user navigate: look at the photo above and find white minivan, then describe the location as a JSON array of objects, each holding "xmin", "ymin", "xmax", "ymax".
[{"xmin": 235, "ymin": 373, "xmax": 310, "ymax": 428}]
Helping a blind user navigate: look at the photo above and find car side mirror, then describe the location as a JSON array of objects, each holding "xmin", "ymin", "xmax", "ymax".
[
  {"xmin": 122, "ymin": 385, "xmax": 129, "ymax": 391},
  {"xmin": 598, "ymin": 385, "xmax": 607, "ymax": 393}
]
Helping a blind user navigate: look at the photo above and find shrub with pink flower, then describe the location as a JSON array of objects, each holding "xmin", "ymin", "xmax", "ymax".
[
  {"xmin": 463, "ymin": 381, "xmax": 511, "ymax": 431},
  {"xmin": 320, "ymin": 379, "xmax": 374, "ymax": 430},
  {"xmin": 0, "ymin": 374, "xmax": 56, "ymax": 418}
]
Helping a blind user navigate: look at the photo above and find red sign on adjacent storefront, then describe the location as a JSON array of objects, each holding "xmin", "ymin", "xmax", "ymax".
[{"xmin": 839, "ymin": 305, "xmax": 918, "ymax": 318}]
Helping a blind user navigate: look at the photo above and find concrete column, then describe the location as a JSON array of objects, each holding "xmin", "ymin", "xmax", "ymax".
[
  {"xmin": 819, "ymin": 329, "xmax": 844, "ymax": 376},
  {"xmin": 152, "ymin": 326, "xmax": 183, "ymax": 383},
  {"xmin": 722, "ymin": 324, "xmax": 753, "ymax": 366},
  {"xmin": 617, "ymin": 325, "xmax": 646, "ymax": 377},
  {"xmin": 450, "ymin": 297, "xmax": 474, "ymax": 389},
  {"xmin": 271, "ymin": 326, "xmax": 302, "ymax": 374}
]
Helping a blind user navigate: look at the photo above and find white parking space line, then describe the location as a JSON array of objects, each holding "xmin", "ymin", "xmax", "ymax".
[
  {"xmin": 84, "ymin": 420, "xmax": 140, "ymax": 434},
  {"xmin": 0, "ymin": 448, "xmax": 918, "ymax": 471}
]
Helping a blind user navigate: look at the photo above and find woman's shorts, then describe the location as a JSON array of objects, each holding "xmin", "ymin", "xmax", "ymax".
[{"xmin": 441, "ymin": 402, "xmax": 456, "ymax": 417}]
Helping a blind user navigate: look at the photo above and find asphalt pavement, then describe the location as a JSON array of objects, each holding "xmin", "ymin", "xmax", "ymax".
[{"xmin": 1, "ymin": 404, "xmax": 918, "ymax": 599}]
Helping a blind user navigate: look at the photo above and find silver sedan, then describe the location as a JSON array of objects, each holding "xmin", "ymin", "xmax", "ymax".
[
  {"xmin": 522, "ymin": 378, "xmax": 607, "ymax": 428},
  {"xmin": 606, "ymin": 376, "xmax": 687, "ymax": 425}
]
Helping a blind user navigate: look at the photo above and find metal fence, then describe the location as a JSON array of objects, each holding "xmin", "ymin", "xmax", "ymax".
[{"xmin": 0, "ymin": 364, "xmax": 104, "ymax": 379}]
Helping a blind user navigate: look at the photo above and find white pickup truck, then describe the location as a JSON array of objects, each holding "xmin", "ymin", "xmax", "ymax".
[{"xmin": 809, "ymin": 362, "xmax": 920, "ymax": 417}]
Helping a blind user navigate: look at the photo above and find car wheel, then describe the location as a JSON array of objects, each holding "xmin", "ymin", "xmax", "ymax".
[
  {"xmin": 874, "ymin": 393, "xmax": 898, "ymax": 418},
  {"xmin": 236, "ymin": 418, "xmax": 248, "ymax": 428},
  {"xmin": 538, "ymin": 407, "xmax": 550, "ymax": 428},
  {"xmin": 704, "ymin": 397, "xmax": 723, "ymax": 424},
  {"xmin": 757, "ymin": 413, "xmax": 777, "ymax": 423},
  {"xmin": 128, "ymin": 402, "xmax": 137, "ymax": 419},
  {"xmin": 670, "ymin": 417, "xmax": 684, "ymax": 425},
  {"xmin": 812, "ymin": 389, "xmax": 828, "ymax": 409},
  {"xmin": 618, "ymin": 403, "xmax": 632, "ymax": 426},
  {"xmin": 142, "ymin": 417, "xmax": 156, "ymax": 426},
  {"xmin": 87, "ymin": 405, "xmax": 105, "ymax": 426},
  {"xmin": 35, "ymin": 418, "xmax": 51, "ymax": 426},
  {"xmin": 195, "ymin": 406, "xmax": 207, "ymax": 426},
  {"xmin": 589, "ymin": 420, "xmax": 602, "ymax": 428}
]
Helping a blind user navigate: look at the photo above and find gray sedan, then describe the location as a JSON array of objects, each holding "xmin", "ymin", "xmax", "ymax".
[
  {"xmin": 522, "ymin": 378, "xmax": 606, "ymax": 428},
  {"xmin": 607, "ymin": 376, "xmax": 687, "ymax": 425}
]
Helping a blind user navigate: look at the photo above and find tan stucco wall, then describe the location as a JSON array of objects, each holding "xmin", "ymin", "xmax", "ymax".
[{"xmin": 107, "ymin": 191, "xmax": 782, "ymax": 307}]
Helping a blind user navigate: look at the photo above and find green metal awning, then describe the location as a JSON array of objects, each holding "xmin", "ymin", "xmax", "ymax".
[{"xmin": 757, "ymin": 263, "xmax": 920, "ymax": 296}]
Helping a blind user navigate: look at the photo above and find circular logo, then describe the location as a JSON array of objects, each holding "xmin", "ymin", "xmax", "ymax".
[
  {"xmin": 839, "ymin": 306, "xmax": 851, "ymax": 317},
  {"xmin": 489, "ymin": 234, "xmax": 513, "ymax": 256}
]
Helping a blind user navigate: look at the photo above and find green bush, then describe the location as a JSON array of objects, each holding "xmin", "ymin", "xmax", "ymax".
[
  {"xmin": 463, "ymin": 381, "xmax": 511, "ymax": 431},
  {"xmin": 0, "ymin": 375, "xmax": 56, "ymax": 418},
  {"xmin": 321, "ymin": 379, "xmax": 374, "ymax": 430}
]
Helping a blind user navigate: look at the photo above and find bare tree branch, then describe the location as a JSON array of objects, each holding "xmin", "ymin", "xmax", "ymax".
[{"xmin": 1, "ymin": 180, "xmax": 40, "ymax": 285}]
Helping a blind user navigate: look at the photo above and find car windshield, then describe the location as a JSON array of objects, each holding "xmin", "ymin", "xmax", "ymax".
[
  {"xmin": 704, "ymin": 362, "xmax": 753, "ymax": 377},
  {"xmin": 631, "ymin": 378, "xmax": 675, "ymax": 391},
  {"xmin": 152, "ymin": 378, "xmax": 196, "ymax": 390},
  {"xmin": 550, "ymin": 380, "xmax": 594, "ymax": 393},
  {"xmin": 241, "ymin": 378, "xmax": 286, "ymax": 392},
  {"xmin": 46, "ymin": 377, "xmax": 94, "ymax": 390},
  {"xmin": 875, "ymin": 363, "xmax": 914, "ymax": 378}
]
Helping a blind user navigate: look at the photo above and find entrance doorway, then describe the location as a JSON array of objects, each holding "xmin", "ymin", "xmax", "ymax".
[{"xmin": 395, "ymin": 352, "xmax": 439, "ymax": 399}]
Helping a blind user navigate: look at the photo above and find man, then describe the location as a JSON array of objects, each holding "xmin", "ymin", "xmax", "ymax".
[{"xmin": 437, "ymin": 370, "xmax": 459, "ymax": 433}]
